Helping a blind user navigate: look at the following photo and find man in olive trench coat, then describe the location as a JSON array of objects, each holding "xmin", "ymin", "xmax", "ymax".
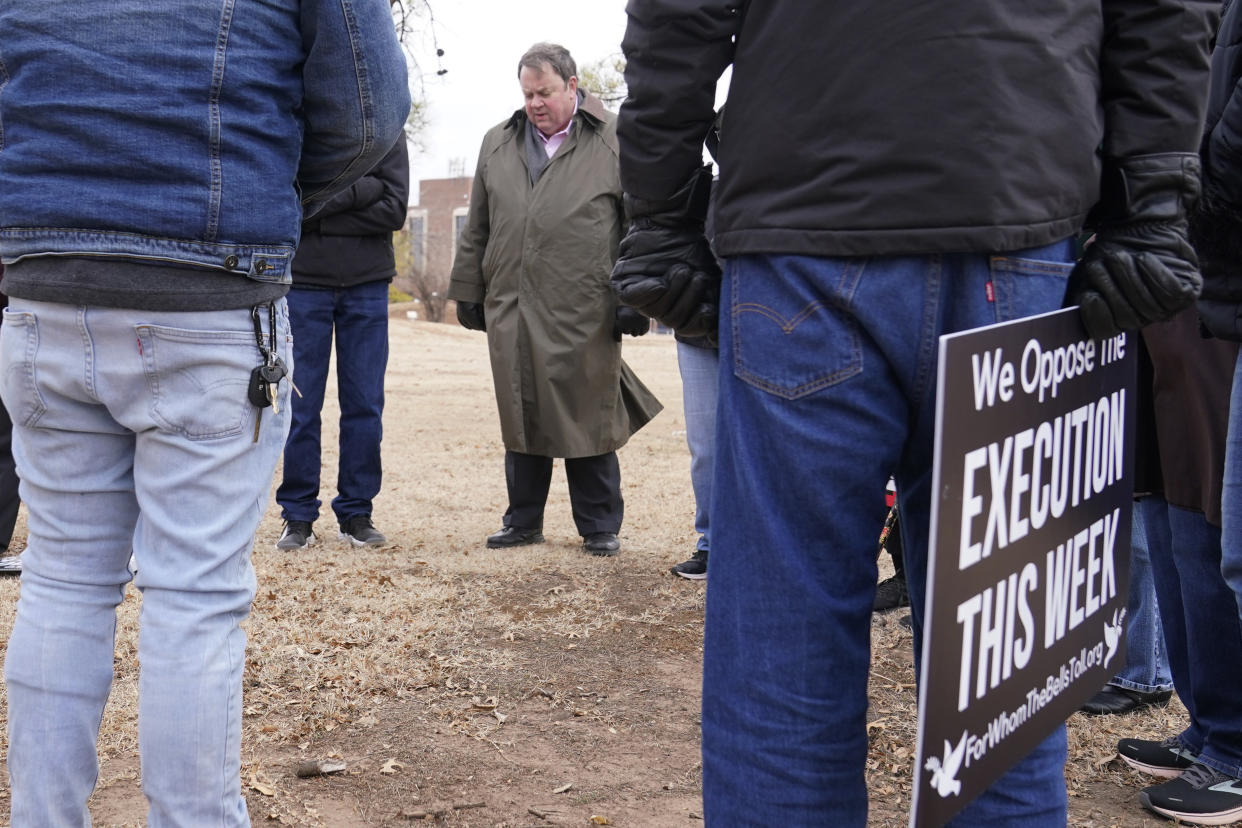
[{"xmin": 449, "ymin": 42, "xmax": 662, "ymax": 556}]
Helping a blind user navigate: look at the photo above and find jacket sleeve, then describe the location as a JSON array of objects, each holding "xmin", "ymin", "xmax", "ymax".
[
  {"xmin": 617, "ymin": 0, "xmax": 741, "ymax": 200},
  {"xmin": 1203, "ymin": 8, "xmax": 1242, "ymax": 206},
  {"xmin": 315, "ymin": 137, "xmax": 410, "ymax": 235},
  {"xmin": 1191, "ymin": 5, "xmax": 1242, "ymax": 340},
  {"xmin": 447, "ymin": 138, "xmax": 492, "ymax": 304},
  {"xmin": 298, "ymin": 0, "xmax": 410, "ymax": 216},
  {"xmin": 1097, "ymin": 0, "xmax": 1218, "ymax": 158}
]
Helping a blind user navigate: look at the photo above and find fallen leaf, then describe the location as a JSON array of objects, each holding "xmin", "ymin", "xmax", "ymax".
[
  {"xmin": 380, "ymin": 758, "xmax": 404, "ymax": 775},
  {"xmin": 248, "ymin": 774, "xmax": 277, "ymax": 797},
  {"xmin": 589, "ymin": 816, "xmax": 611, "ymax": 825},
  {"xmin": 553, "ymin": 782, "xmax": 574, "ymax": 794}
]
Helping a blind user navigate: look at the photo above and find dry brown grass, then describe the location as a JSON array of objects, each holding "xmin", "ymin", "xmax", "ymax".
[{"xmin": 0, "ymin": 314, "xmax": 1193, "ymax": 826}]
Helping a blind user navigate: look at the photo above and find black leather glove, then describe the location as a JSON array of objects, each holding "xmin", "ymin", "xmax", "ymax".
[
  {"xmin": 613, "ymin": 306, "xmax": 650, "ymax": 341},
  {"xmin": 456, "ymin": 300, "xmax": 486, "ymax": 332},
  {"xmin": 1069, "ymin": 154, "xmax": 1203, "ymax": 339},
  {"xmin": 611, "ymin": 165, "xmax": 720, "ymax": 342}
]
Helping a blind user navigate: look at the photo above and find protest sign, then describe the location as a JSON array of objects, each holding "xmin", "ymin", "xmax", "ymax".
[{"xmin": 911, "ymin": 308, "xmax": 1135, "ymax": 827}]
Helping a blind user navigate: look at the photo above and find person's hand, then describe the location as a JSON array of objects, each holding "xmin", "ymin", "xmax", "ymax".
[
  {"xmin": 456, "ymin": 300, "xmax": 486, "ymax": 332},
  {"xmin": 613, "ymin": 306, "xmax": 650, "ymax": 341},
  {"xmin": 1069, "ymin": 155, "xmax": 1203, "ymax": 339},
  {"xmin": 611, "ymin": 165, "xmax": 720, "ymax": 342}
]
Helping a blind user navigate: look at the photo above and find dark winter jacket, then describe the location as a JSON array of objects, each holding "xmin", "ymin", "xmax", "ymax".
[
  {"xmin": 1193, "ymin": 0, "xmax": 1242, "ymax": 340},
  {"xmin": 618, "ymin": 0, "xmax": 1218, "ymax": 258},
  {"xmin": 291, "ymin": 137, "xmax": 410, "ymax": 289},
  {"xmin": 1137, "ymin": 308, "xmax": 1238, "ymax": 526}
]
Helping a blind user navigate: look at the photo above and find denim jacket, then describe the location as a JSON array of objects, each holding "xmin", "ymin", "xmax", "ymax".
[{"xmin": 0, "ymin": 0, "xmax": 411, "ymax": 285}]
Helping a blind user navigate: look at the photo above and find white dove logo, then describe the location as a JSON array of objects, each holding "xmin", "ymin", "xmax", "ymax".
[
  {"xmin": 924, "ymin": 730, "xmax": 968, "ymax": 798},
  {"xmin": 1103, "ymin": 606, "xmax": 1126, "ymax": 670}
]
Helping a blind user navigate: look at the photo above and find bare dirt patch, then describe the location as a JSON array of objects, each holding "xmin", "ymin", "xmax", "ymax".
[{"xmin": 0, "ymin": 318, "xmax": 1192, "ymax": 826}]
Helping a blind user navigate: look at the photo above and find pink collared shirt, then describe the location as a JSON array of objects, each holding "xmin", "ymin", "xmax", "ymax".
[{"xmin": 536, "ymin": 103, "xmax": 577, "ymax": 158}]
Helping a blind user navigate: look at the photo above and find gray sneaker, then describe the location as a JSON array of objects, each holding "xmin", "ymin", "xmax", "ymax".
[
  {"xmin": 339, "ymin": 515, "xmax": 387, "ymax": 547},
  {"xmin": 276, "ymin": 520, "xmax": 316, "ymax": 550}
]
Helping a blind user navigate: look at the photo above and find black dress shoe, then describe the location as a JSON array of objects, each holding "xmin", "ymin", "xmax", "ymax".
[
  {"xmin": 874, "ymin": 574, "xmax": 910, "ymax": 612},
  {"xmin": 486, "ymin": 525, "xmax": 545, "ymax": 548},
  {"xmin": 1080, "ymin": 683, "xmax": 1173, "ymax": 716},
  {"xmin": 583, "ymin": 532, "xmax": 620, "ymax": 557}
]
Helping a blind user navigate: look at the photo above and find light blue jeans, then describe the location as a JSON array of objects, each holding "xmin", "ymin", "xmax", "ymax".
[
  {"xmin": 1110, "ymin": 505, "xmax": 1174, "ymax": 693},
  {"xmin": 704, "ymin": 244, "xmax": 1074, "ymax": 827},
  {"xmin": 677, "ymin": 341, "xmax": 719, "ymax": 553},
  {"xmin": 0, "ymin": 299, "xmax": 291, "ymax": 827}
]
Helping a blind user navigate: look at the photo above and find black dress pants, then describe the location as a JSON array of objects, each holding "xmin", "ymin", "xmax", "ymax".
[{"xmin": 503, "ymin": 450, "xmax": 623, "ymax": 537}]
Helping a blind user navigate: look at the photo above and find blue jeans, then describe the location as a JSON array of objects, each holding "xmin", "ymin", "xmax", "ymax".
[
  {"xmin": 1110, "ymin": 505, "xmax": 1174, "ymax": 693},
  {"xmin": 0, "ymin": 299, "xmax": 291, "ymax": 827},
  {"xmin": 276, "ymin": 282, "xmax": 388, "ymax": 524},
  {"xmin": 1223, "ymin": 352, "xmax": 1242, "ymax": 628},
  {"xmin": 704, "ymin": 245, "xmax": 1074, "ymax": 827},
  {"xmin": 1141, "ymin": 496, "xmax": 1242, "ymax": 778},
  {"xmin": 677, "ymin": 341, "xmax": 719, "ymax": 553}
]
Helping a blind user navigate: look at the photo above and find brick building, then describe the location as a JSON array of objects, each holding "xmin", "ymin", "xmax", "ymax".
[{"xmin": 396, "ymin": 176, "xmax": 472, "ymax": 320}]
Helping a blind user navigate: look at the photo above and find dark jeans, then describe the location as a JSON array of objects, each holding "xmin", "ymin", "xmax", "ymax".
[
  {"xmin": 704, "ymin": 245, "xmax": 1075, "ymax": 826},
  {"xmin": 277, "ymin": 282, "xmax": 388, "ymax": 524},
  {"xmin": 503, "ymin": 450, "xmax": 622, "ymax": 537},
  {"xmin": 0, "ymin": 379, "xmax": 18, "ymax": 548},
  {"xmin": 1141, "ymin": 496, "xmax": 1242, "ymax": 777}
]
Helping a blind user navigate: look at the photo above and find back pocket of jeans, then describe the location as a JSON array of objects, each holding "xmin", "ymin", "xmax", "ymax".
[
  {"xmin": 987, "ymin": 254, "xmax": 1074, "ymax": 324},
  {"xmin": 730, "ymin": 259, "xmax": 863, "ymax": 400},
  {"xmin": 137, "ymin": 324, "xmax": 255, "ymax": 440},
  {"xmin": 0, "ymin": 309, "xmax": 48, "ymax": 427}
]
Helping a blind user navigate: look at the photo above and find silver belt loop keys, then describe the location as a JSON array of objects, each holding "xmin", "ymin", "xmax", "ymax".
[{"xmin": 249, "ymin": 303, "xmax": 288, "ymax": 442}]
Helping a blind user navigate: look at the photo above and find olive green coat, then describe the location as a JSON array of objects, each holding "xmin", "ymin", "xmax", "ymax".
[{"xmin": 448, "ymin": 92, "xmax": 662, "ymax": 458}]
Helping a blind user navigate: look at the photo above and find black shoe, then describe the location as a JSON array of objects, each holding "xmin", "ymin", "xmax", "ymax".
[
  {"xmin": 339, "ymin": 515, "xmax": 388, "ymax": 547},
  {"xmin": 671, "ymin": 549, "xmax": 707, "ymax": 580},
  {"xmin": 276, "ymin": 520, "xmax": 316, "ymax": 550},
  {"xmin": 486, "ymin": 525, "xmax": 545, "ymax": 548},
  {"xmin": 583, "ymin": 532, "xmax": 620, "ymax": 557},
  {"xmin": 1081, "ymin": 684, "xmax": 1173, "ymax": 716},
  {"xmin": 874, "ymin": 574, "xmax": 910, "ymax": 612},
  {"xmin": 1119, "ymin": 736, "xmax": 1199, "ymax": 779},
  {"xmin": 0, "ymin": 554, "xmax": 20, "ymax": 577},
  {"xmin": 1141, "ymin": 763, "xmax": 1242, "ymax": 825}
]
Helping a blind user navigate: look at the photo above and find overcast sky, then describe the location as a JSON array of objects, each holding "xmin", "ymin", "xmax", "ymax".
[{"xmin": 407, "ymin": 1, "xmax": 630, "ymax": 195}]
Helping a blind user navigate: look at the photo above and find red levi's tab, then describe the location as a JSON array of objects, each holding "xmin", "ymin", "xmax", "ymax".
[{"xmin": 985, "ymin": 280, "xmax": 995, "ymax": 303}]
